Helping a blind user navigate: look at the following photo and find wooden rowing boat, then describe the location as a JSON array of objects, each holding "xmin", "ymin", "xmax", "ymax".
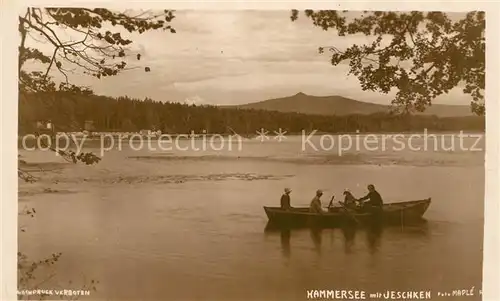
[{"xmin": 263, "ymin": 198, "xmax": 431, "ymax": 227}]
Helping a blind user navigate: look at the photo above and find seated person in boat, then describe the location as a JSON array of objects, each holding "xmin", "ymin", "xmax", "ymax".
[
  {"xmin": 309, "ymin": 190, "xmax": 324, "ymax": 214},
  {"xmin": 341, "ymin": 189, "xmax": 358, "ymax": 209},
  {"xmin": 280, "ymin": 188, "xmax": 292, "ymax": 210},
  {"xmin": 358, "ymin": 184, "xmax": 383, "ymax": 212}
]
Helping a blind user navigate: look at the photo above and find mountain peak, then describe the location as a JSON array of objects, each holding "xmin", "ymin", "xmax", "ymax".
[{"xmin": 236, "ymin": 93, "xmax": 474, "ymax": 117}]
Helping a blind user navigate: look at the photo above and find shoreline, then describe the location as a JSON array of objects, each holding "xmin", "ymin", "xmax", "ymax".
[{"xmin": 17, "ymin": 130, "xmax": 486, "ymax": 140}]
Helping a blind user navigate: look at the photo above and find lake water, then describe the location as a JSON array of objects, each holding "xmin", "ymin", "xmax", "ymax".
[{"xmin": 18, "ymin": 134, "xmax": 485, "ymax": 300}]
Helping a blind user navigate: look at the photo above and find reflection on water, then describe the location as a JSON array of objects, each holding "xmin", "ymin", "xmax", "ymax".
[
  {"xmin": 310, "ymin": 228, "xmax": 323, "ymax": 255},
  {"xmin": 18, "ymin": 137, "xmax": 483, "ymax": 301},
  {"xmin": 341, "ymin": 226, "xmax": 356, "ymax": 253},
  {"xmin": 280, "ymin": 229, "xmax": 291, "ymax": 259},
  {"xmin": 265, "ymin": 220, "xmax": 430, "ymax": 259},
  {"xmin": 367, "ymin": 223, "xmax": 383, "ymax": 254}
]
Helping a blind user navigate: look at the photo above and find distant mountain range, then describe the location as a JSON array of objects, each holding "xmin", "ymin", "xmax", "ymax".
[{"xmin": 228, "ymin": 92, "xmax": 474, "ymax": 118}]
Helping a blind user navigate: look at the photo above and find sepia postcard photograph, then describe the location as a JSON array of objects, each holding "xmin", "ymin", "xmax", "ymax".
[{"xmin": 1, "ymin": 1, "xmax": 499, "ymax": 301}]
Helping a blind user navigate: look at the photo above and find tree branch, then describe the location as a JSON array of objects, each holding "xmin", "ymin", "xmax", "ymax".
[
  {"xmin": 18, "ymin": 10, "xmax": 30, "ymax": 73},
  {"xmin": 31, "ymin": 8, "xmax": 63, "ymax": 46},
  {"xmin": 44, "ymin": 46, "xmax": 59, "ymax": 79},
  {"xmin": 18, "ymin": 168, "xmax": 36, "ymax": 183},
  {"xmin": 23, "ymin": 19, "xmax": 60, "ymax": 48}
]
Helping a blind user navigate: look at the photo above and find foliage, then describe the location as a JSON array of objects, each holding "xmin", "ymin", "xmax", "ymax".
[
  {"xmin": 17, "ymin": 8, "xmax": 176, "ymax": 299},
  {"xmin": 291, "ymin": 10, "xmax": 485, "ymax": 115},
  {"xmin": 17, "ymin": 7, "xmax": 176, "ymax": 176},
  {"xmin": 19, "ymin": 8, "xmax": 176, "ymax": 94},
  {"xmin": 18, "ymin": 169, "xmax": 36, "ymax": 183},
  {"xmin": 19, "ymin": 93, "xmax": 485, "ymax": 135},
  {"xmin": 18, "ymin": 207, "xmax": 99, "ymax": 300},
  {"xmin": 40, "ymin": 136, "xmax": 101, "ymax": 164},
  {"xmin": 18, "ymin": 7, "xmax": 176, "ymax": 177}
]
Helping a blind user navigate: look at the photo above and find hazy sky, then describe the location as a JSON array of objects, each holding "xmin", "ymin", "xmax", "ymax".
[{"xmin": 29, "ymin": 10, "xmax": 471, "ymax": 106}]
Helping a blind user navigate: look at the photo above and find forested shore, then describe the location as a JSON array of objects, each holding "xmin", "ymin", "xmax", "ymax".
[{"xmin": 19, "ymin": 92, "xmax": 485, "ymax": 135}]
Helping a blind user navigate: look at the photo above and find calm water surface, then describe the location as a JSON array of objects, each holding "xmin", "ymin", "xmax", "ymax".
[{"xmin": 18, "ymin": 135, "xmax": 485, "ymax": 300}]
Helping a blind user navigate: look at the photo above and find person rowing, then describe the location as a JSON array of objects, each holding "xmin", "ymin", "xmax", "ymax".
[
  {"xmin": 309, "ymin": 189, "xmax": 325, "ymax": 214},
  {"xmin": 340, "ymin": 189, "xmax": 358, "ymax": 210},
  {"xmin": 338, "ymin": 189, "xmax": 362, "ymax": 224},
  {"xmin": 357, "ymin": 184, "xmax": 383, "ymax": 213},
  {"xmin": 280, "ymin": 188, "xmax": 292, "ymax": 210}
]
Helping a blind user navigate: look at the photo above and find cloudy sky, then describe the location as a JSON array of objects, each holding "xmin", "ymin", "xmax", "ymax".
[{"xmin": 28, "ymin": 10, "xmax": 470, "ymax": 106}]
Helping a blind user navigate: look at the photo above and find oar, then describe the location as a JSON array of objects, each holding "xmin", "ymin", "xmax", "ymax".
[
  {"xmin": 338, "ymin": 201, "xmax": 361, "ymax": 225},
  {"xmin": 327, "ymin": 195, "xmax": 335, "ymax": 209}
]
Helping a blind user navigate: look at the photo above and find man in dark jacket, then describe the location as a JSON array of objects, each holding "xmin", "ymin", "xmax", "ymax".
[
  {"xmin": 280, "ymin": 188, "xmax": 292, "ymax": 210},
  {"xmin": 358, "ymin": 184, "xmax": 383, "ymax": 213}
]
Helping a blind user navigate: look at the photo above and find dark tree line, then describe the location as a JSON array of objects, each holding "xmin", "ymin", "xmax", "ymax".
[
  {"xmin": 17, "ymin": 8, "xmax": 176, "ymax": 295},
  {"xmin": 19, "ymin": 92, "xmax": 485, "ymax": 135}
]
